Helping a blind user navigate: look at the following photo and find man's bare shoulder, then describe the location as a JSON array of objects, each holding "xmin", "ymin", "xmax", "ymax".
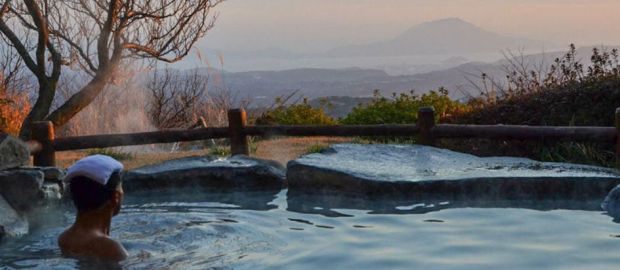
[
  {"xmin": 58, "ymin": 230, "xmax": 128, "ymax": 262},
  {"xmin": 88, "ymin": 236, "xmax": 129, "ymax": 262}
]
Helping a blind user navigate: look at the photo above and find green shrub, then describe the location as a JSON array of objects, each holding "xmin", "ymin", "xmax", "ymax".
[
  {"xmin": 445, "ymin": 45, "xmax": 620, "ymax": 167},
  {"xmin": 538, "ymin": 142, "xmax": 615, "ymax": 167},
  {"xmin": 341, "ymin": 88, "xmax": 467, "ymax": 125},
  {"xmin": 208, "ymin": 145, "xmax": 231, "ymax": 157},
  {"xmin": 255, "ymin": 98, "xmax": 336, "ymax": 125},
  {"xmin": 304, "ymin": 144, "xmax": 329, "ymax": 155},
  {"xmin": 85, "ymin": 148, "xmax": 134, "ymax": 161},
  {"xmin": 451, "ymin": 45, "xmax": 620, "ymax": 127},
  {"xmin": 207, "ymin": 139, "xmax": 257, "ymax": 157}
]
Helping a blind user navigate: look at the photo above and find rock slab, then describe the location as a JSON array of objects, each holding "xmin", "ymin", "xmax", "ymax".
[
  {"xmin": 123, "ymin": 155, "xmax": 285, "ymax": 192},
  {"xmin": 0, "ymin": 133, "xmax": 29, "ymax": 171},
  {"xmin": 287, "ymin": 144, "xmax": 620, "ymax": 201},
  {"xmin": 0, "ymin": 195, "xmax": 28, "ymax": 239},
  {"xmin": 603, "ymin": 185, "xmax": 620, "ymax": 219},
  {"xmin": 0, "ymin": 169, "xmax": 44, "ymax": 212}
]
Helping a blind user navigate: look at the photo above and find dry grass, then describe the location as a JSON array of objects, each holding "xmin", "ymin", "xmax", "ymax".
[
  {"xmin": 54, "ymin": 136, "xmax": 352, "ymax": 169},
  {"xmin": 253, "ymin": 136, "xmax": 352, "ymax": 165},
  {"xmin": 55, "ymin": 150, "xmax": 208, "ymax": 170}
]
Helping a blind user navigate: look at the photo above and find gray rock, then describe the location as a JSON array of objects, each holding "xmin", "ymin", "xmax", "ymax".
[
  {"xmin": 0, "ymin": 169, "xmax": 44, "ymax": 212},
  {"xmin": 38, "ymin": 166, "xmax": 66, "ymax": 182},
  {"xmin": 287, "ymin": 144, "xmax": 620, "ymax": 202},
  {"xmin": 41, "ymin": 182, "xmax": 63, "ymax": 202},
  {"xmin": 123, "ymin": 155, "xmax": 285, "ymax": 192},
  {"xmin": 0, "ymin": 133, "xmax": 30, "ymax": 170},
  {"xmin": 603, "ymin": 185, "xmax": 620, "ymax": 219},
  {"xmin": 0, "ymin": 195, "xmax": 28, "ymax": 238},
  {"xmin": 36, "ymin": 166, "xmax": 66, "ymax": 196}
]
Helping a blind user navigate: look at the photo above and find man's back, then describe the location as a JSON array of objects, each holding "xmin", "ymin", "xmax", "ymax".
[{"xmin": 58, "ymin": 226, "xmax": 128, "ymax": 261}]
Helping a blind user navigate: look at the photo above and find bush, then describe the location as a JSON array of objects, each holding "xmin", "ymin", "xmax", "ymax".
[
  {"xmin": 539, "ymin": 142, "xmax": 615, "ymax": 167},
  {"xmin": 255, "ymin": 98, "xmax": 336, "ymax": 125},
  {"xmin": 452, "ymin": 45, "xmax": 620, "ymax": 126},
  {"xmin": 0, "ymin": 91, "xmax": 30, "ymax": 136},
  {"xmin": 208, "ymin": 145, "xmax": 231, "ymax": 157},
  {"xmin": 445, "ymin": 45, "xmax": 620, "ymax": 167},
  {"xmin": 207, "ymin": 138, "xmax": 257, "ymax": 157},
  {"xmin": 304, "ymin": 144, "xmax": 329, "ymax": 155},
  {"xmin": 85, "ymin": 148, "xmax": 134, "ymax": 161},
  {"xmin": 341, "ymin": 88, "xmax": 467, "ymax": 125}
]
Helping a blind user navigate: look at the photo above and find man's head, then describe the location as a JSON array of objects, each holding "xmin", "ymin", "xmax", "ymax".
[
  {"xmin": 65, "ymin": 155, "xmax": 125, "ymax": 215},
  {"xmin": 70, "ymin": 172, "xmax": 124, "ymax": 215}
]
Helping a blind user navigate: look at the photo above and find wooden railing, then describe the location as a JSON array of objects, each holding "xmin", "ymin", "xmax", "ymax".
[{"xmin": 28, "ymin": 107, "xmax": 620, "ymax": 168}]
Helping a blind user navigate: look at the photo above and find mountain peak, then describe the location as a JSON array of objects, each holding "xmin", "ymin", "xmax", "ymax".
[
  {"xmin": 325, "ymin": 17, "xmax": 547, "ymax": 57},
  {"xmin": 404, "ymin": 18, "xmax": 482, "ymax": 34},
  {"xmin": 420, "ymin": 17, "xmax": 473, "ymax": 26}
]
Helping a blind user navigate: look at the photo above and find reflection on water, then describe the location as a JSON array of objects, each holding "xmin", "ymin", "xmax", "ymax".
[
  {"xmin": 286, "ymin": 189, "xmax": 607, "ymax": 216},
  {"xmin": 2, "ymin": 190, "xmax": 620, "ymax": 270}
]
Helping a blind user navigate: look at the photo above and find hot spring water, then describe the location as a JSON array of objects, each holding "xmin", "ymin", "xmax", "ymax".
[
  {"xmin": 2, "ymin": 189, "xmax": 620, "ymax": 270},
  {"xmin": 3, "ymin": 144, "xmax": 620, "ymax": 269}
]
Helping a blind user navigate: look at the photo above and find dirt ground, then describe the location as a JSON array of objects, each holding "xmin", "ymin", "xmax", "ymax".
[
  {"xmin": 252, "ymin": 136, "xmax": 351, "ymax": 165},
  {"xmin": 54, "ymin": 136, "xmax": 352, "ymax": 169}
]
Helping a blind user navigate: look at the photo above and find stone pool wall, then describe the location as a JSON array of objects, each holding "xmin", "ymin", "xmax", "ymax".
[
  {"xmin": 0, "ymin": 135, "xmax": 64, "ymax": 239},
  {"xmin": 4, "ymin": 137, "xmax": 620, "ymax": 239}
]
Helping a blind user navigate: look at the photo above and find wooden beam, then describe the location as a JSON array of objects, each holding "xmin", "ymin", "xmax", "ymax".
[
  {"xmin": 417, "ymin": 107, "xmax": 436, "ymax": 146},
  {"xmin": 54, "ymin": 128, "xmax": 229, "ymax": 151},
  {"xmin": 244, "ymin": 125, "xmax": 420, "ymax": 137},
  {"xmin": 434, "ymin": 124, "xmax": 616, "ymax": 143},
  {"xmin": 615, "ymin": 108, "xmax": 620, "ymax": 169},
  {"xmin": 30, "ymin": 121, "xmax": 55, "ymax": 167},
  {"xmin": 228, "ymin": 109, "xmax": 250, "ymax": 155}
]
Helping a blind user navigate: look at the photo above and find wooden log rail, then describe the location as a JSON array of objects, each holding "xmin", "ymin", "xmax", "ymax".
[
  {"xmin": 243, "ymin": 125, "xmax": 420, "ymax": 137},
  {"xmin": 26, "ymin": 107, "xmax": 620, "ymax": 169},
  {"xmin": 433, "ymin": 125, "xmax": 616, "ymax": 142},
  {"xmin": 54, "ymin": 128, "xmax": 230, "ymax": 151}
]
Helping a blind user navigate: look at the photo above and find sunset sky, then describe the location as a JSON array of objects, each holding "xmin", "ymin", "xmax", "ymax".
[{"xmin": 199, "ymin": 0, "xmax": 620, "ymax": 52}]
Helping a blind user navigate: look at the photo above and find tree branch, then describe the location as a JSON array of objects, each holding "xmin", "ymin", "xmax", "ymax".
[
  {"xmin": 23, "ymin": 0, "xmax": 48, "ymax": 77},
  {"xmin": 0, "ymin": 19, "xmax": 38, "ymax": 74},
  {"xmin": 97, "ymin": 0, "xmax": 121, "ymax": 68}
]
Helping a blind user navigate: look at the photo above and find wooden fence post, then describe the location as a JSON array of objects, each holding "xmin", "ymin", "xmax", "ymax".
[
  {"xmin": 615, "ymin": 108, "xmax": 620, "ymax": 169},
  {"xmin": 418, "ymin": 106, "xmax": 436, "ymax": 146},
  {"xmin": 228, "ymin": 108, "xmax": 250, "ymax": 156},
  {"xmin": 31, "ymin": 121, "xmax": 55, "ymax": 167}
]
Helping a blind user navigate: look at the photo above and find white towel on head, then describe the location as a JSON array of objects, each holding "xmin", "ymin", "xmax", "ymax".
[{"xmin": 65, "ymin": 155, "xmax": 124, "ymax": 186}]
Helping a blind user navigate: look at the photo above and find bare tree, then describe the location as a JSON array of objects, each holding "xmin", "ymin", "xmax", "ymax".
[
  {"xmin": 147, "ymin": 68, "xmax": 207, "ymax": 129},
  {"xmin": 0, "ymin": 0, "xmax": 223, "ymax": 138},
  {"xmin": 0, "ymin": 44, "xmax": 32, "ymax": 134},
  {"xmin": 0, "ymin": 42, "xmax": 30, "ymax": 93},
  {"xmin": 201, "ymin": 84, "xmax": 252, "ymax": 127}
]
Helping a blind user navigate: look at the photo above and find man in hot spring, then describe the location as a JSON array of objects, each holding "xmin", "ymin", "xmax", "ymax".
[{"xmin": 58, "ymin": 155, "xmax": 128, "ymax": 261}]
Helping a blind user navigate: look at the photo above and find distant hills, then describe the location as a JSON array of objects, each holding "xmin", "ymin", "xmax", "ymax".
[
  {"xmin": 203, "ymin": 63, "xmax": 493, "ymax": 108},
  {"xmin": 199, "ymin": 46, "xmax": 618, "ymax": 109}
]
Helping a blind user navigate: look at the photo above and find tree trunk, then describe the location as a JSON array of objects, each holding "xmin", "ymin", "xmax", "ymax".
[
  {"xmin": 45, "ymin": 71, "xmax": 110, "ymax": 128},
  {"xmin": 18, "ymin": 80, "xmax": 56, "ymax": 139}
]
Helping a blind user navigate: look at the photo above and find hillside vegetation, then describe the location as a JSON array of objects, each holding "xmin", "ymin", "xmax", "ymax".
[
  {"xmin": 260, "ymin": 45, "xmax": 620, "ymax": 167},
  {"xmin": 444, "ymin": 45, "xmax": 620, "ymax": 166}
]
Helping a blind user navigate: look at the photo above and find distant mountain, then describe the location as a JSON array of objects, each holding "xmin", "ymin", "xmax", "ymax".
[
  {"xmin": 203, "ymin": 65, "xmax": 491, "ymax": 107},
  {"xmin": 210, "ymin": 47, "xmax": 303, "ymax": 59},
  {"xmin": 194, "ymin": 45, "xmax": 618, "ymax": 110},
  {"xmin": 324, "ymin": 18, "xmax": 548, "ymax": 57}
]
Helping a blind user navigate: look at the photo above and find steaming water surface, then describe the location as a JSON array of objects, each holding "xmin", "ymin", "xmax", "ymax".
[{"xmin": 2, "ymin": 190, "xmax": 620, "ymax": 270}]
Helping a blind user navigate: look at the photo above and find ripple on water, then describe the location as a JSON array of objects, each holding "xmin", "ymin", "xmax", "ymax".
[{"xmin": 2, "ymin": 192, "xmax": 620, "ymax": 270}]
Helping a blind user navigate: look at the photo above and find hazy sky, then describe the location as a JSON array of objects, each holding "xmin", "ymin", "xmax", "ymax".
[{"xmin": 198, "ymin": 0, "xmax": 620, "ymax": 52}]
